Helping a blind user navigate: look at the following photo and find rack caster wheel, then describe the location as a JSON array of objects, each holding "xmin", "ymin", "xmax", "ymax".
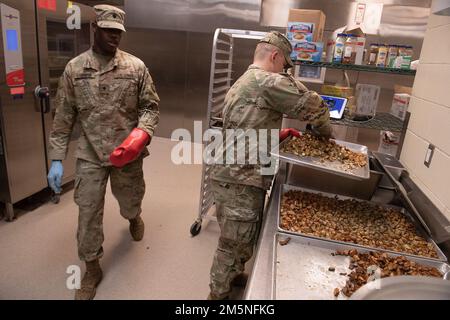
[{"xmin": 190, "ymin": 221, "xmax": 202, "ymax": 237}]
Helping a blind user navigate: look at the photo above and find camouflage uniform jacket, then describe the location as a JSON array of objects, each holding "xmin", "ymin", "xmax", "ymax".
[
  {"xmin": 48, "ymin": 48, "xmax": 160, "ymax": 165},
  {"xmin": 211, "ymin": 64, "xmax": 330, "ymax": 190}
]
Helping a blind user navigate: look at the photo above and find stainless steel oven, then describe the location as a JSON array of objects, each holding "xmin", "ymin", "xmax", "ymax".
[{"xmin": 0, "ymin": 0, "xmax": 94, "ymax": 220}]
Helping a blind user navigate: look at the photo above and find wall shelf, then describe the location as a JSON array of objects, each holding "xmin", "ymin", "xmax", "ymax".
[
  {"xmin": 331, "ymin": 112, "xmax": 405, "ymax": 132},
  {"xmin": 295, "ymin": 61, "xmax": 416, "ymax": 76}
]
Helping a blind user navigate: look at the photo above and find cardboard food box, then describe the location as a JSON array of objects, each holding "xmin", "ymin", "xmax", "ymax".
[
  {"xmin": 287, "ymin": 22, "xmax": 314, "ymax": 41},
  {"xmin": 344, "ymin": 27, "xmax": 366, "ymax": 65},
  {"xmin": 290, "ymin": 41, "xmax": 324, "ymax": 62},
  {"xmin": 288, "ymin": 9, "xmax": 326, "ymax": 42},
  {"xmin": 390, "ymin": 93, "xmax": 411, "ymax": 121},
  {"xmin": 321, "ymin": 85, "xmax": 353, "ymax": 98}
]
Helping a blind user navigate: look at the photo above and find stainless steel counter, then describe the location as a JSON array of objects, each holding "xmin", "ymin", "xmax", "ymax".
[{"xmin": 243, "ymin": 162, "xmax": 408, "ymax": 300}]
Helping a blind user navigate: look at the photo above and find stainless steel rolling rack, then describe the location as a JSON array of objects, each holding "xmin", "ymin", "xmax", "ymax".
[{"xmin": 190, "ymin": 28, "xmax": 267, "ymax": 236}]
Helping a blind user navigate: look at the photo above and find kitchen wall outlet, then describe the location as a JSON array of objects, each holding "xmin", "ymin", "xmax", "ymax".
[{"xmin": 424, "ymin": 144, "xmax": 435, "ymax": 168}]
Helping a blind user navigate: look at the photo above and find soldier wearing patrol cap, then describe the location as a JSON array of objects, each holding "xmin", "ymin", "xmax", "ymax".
[
  {"xmin": 94, "ymin": 4, "xmax": 126, "ymax": 32},
  {"xmin": 208, "ymin": 31, "xmax": 332, "ymax": 299},
  {"xmin": 47, "ymin": 4, "xmax": 160, "ymax": 300}
]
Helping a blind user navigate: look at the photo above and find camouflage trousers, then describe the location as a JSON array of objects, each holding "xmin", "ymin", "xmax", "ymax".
[
  {"xmin": 74, "ymin": 158, "xmax": 145, "ymax": 262},
  {"xmin": 209, "ymin": 180, "xmax": 266, "ymax": 297}
]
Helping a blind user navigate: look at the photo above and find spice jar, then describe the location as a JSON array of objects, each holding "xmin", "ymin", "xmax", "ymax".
[
  {"xmin": 387, "ymin": 45, "xmax": 398, "ymax": 68},
  {"xmin": 333, "ymin": 33, "xmax": 347, "ymax": 63},
  {"xmin": 326, "ymin": 38, "xmax": 335, "ymax": 63},
  {"xmin": 401, "ymin": 45, "xmax": 413, "ymax": 69},
  {"xmin": 398, "ymin": 45, "xmax": 407, "ymax": 57},
  {"xmin": 391, "ymin": 45, "xmax": 406, "ymax": 69},
  {"xmin": 343, "ymin": 34, "xmax": 356, "ymax": 64},
  {"xmin": 405, "ymin": 45, "xmax": 414, "ymax": 58},
  {"xmin": 376, "ymin": 44, "xmax": 388, "ymax": 67},
  {"xmin": 368, "ymin": 43, "xmax": 378, "ymax": 65}
]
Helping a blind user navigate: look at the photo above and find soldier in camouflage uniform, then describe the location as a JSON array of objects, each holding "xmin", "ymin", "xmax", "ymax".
[
  {"xmin": 47, "ymin": 5, "xmax": 160, "ymax": 300},
  {"xmin": 208, "ymin": 31, "xmax": 331, "ymax": 299}
]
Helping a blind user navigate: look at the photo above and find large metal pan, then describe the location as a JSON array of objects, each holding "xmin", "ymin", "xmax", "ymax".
[
  {"xmin": 271, "ymin": 136, "xmax": 370, "ymax": 180},
  {"xmin": 272, "ymin": 233, "xmax": 450, "ymax": 300},
  {"xmin": 277, "ymin": 184, "xmax": 447, "ymax": 262}
]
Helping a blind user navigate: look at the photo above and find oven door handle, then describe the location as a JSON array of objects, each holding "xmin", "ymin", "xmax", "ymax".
[{"xmin": 34, "ymin": 86, "xmax": 50, "ymax": 113}]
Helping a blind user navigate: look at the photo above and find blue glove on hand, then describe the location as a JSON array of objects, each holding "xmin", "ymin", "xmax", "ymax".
[{"xmin": 48, "ymin": 160, "xmax": 64, "ymax": 194}]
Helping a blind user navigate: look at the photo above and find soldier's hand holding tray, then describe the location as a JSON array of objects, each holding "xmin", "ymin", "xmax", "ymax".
[
  {"xmin": 279, "ymin": 128, "xmax": 301, "ymax": 142},
  {"xmin": 110, "ymin": 128, "xmax": 150, "ymax": 167},
  {"xmin": 306, "ymin": 123, "xmax": 334, "ymax": 140}
]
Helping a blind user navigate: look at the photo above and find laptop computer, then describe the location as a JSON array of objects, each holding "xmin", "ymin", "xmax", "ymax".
[{"xmin": 320, "ymin": 95, "xmax": 348, "ymax": 119}]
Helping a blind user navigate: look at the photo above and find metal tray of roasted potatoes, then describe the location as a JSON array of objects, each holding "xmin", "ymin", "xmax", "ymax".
[
  {"xmin": 277, "ymin": 184, "xmax": 447, "ymax": 262},
  {"xmin": 271, "ymin": 135, "xmax": 370, "ymax": 180}
]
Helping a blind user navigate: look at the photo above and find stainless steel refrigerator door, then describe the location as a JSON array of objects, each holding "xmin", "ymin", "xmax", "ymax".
[
  {"xmin": 36, "ymin": 0, "xmax": 94, "ymax": 184},
  {"xmin": 0, "ymin": 0, "xmax": 47, "ymax": 203}
]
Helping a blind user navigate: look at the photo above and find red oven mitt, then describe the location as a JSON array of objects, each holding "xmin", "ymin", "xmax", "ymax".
[
  {"xmin": 110, "ymin": 128, "xmax": 150, "ymax": 167},
  {"xmin": 279, "ymin": 128, "xmax": 301, "ymax": 142}
]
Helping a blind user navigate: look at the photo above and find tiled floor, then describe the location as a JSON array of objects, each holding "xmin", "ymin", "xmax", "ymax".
[{"xmin": 0, "ymin": 137, "xmax": 244, "ymax": 300}]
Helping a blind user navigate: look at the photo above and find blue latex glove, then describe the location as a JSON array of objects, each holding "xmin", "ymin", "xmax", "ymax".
[{"xmin": 47, "ymin": 160, "xmax": 64, "ymax": 194}]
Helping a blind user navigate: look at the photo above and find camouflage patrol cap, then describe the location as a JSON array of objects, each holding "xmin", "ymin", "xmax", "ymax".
[
  {"xmin": 94, "ymin": 4, "xmax": 126, "ymax": 32},
  {"xmin": 259, "ymin": 31, "xmax": 293, "ymax": 68}
]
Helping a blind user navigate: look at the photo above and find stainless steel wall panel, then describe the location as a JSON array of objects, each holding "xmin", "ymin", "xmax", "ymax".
[
  {"xmin": 231, "ymin": 37, "xmax": 260, "ymax": 84},
  {"xmin": 121, "ymin": 28, "xmax": 188, "ymax": 138},
  {"xmin": 125, "ymin": 0, "xmax": 262, "ymax": 33},
  {"xmin": 183, "ymin": 31, "xmax": 212, "ymax": 133},
  {"xmin": 118, "ymin": 1, "xmax": 269, "ymax": 138},
  {"xmin": 261, "ymin": 0, "xmax": 431, "ymax": 29},
  {"xmin": 380, "ymin": 4, "xmax": 430, "ymax": 38},
  {"xmin": 121, "ymin": 27, "xmax": 265, "ymax": 138}
]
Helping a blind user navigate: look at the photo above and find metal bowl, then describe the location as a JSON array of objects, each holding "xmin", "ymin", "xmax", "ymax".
[{"xmin": 350, "ymin": 276, "xmax": 450, "ymax": 300}]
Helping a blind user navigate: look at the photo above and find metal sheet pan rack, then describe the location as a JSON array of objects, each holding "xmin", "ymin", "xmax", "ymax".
[{"xmin": 190, "ymin": 28, "xmax": 267, "ymax": 236}]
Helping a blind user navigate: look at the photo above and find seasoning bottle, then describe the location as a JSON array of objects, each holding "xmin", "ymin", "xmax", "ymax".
[
  {"xmin": 387, "ymin": 45, "xmax": 398, "ymax": 68},
  {"xmin": 392, "ymin": 45, "xmax": 405, "ymax": 68},
  {"xmin": 401, "ymin": 45, "xmax": 413, "ymax": 69},
  {"xmin": 397, "ymin": 45, "xmax": 405, "ymax": 56},
  {"xmin": 368, "ymin": 43, "xmax": 378, "ymax": 65},
  {"xmin": 333, "ymin": 33, "xmax": 347, "ymax": 63},
  {"xmin": 326, "ymin": 38, "xmax": 335, "ymax": 63},
  {"xmin": 376, "ymin": 44, "xmax": 388, "ymax": 67},
  {"xmin": 343, "ymin": 34, "xmax": 356, "ymax": 64},
  {"xmin": 405, "ymin": 45, "xmax": 414, "ymax": 58}
]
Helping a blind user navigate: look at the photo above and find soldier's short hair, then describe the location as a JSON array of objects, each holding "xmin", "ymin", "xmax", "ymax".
[{"xmin": 254, "ymin": 43, "xmax": 282, "ymax": 61}]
